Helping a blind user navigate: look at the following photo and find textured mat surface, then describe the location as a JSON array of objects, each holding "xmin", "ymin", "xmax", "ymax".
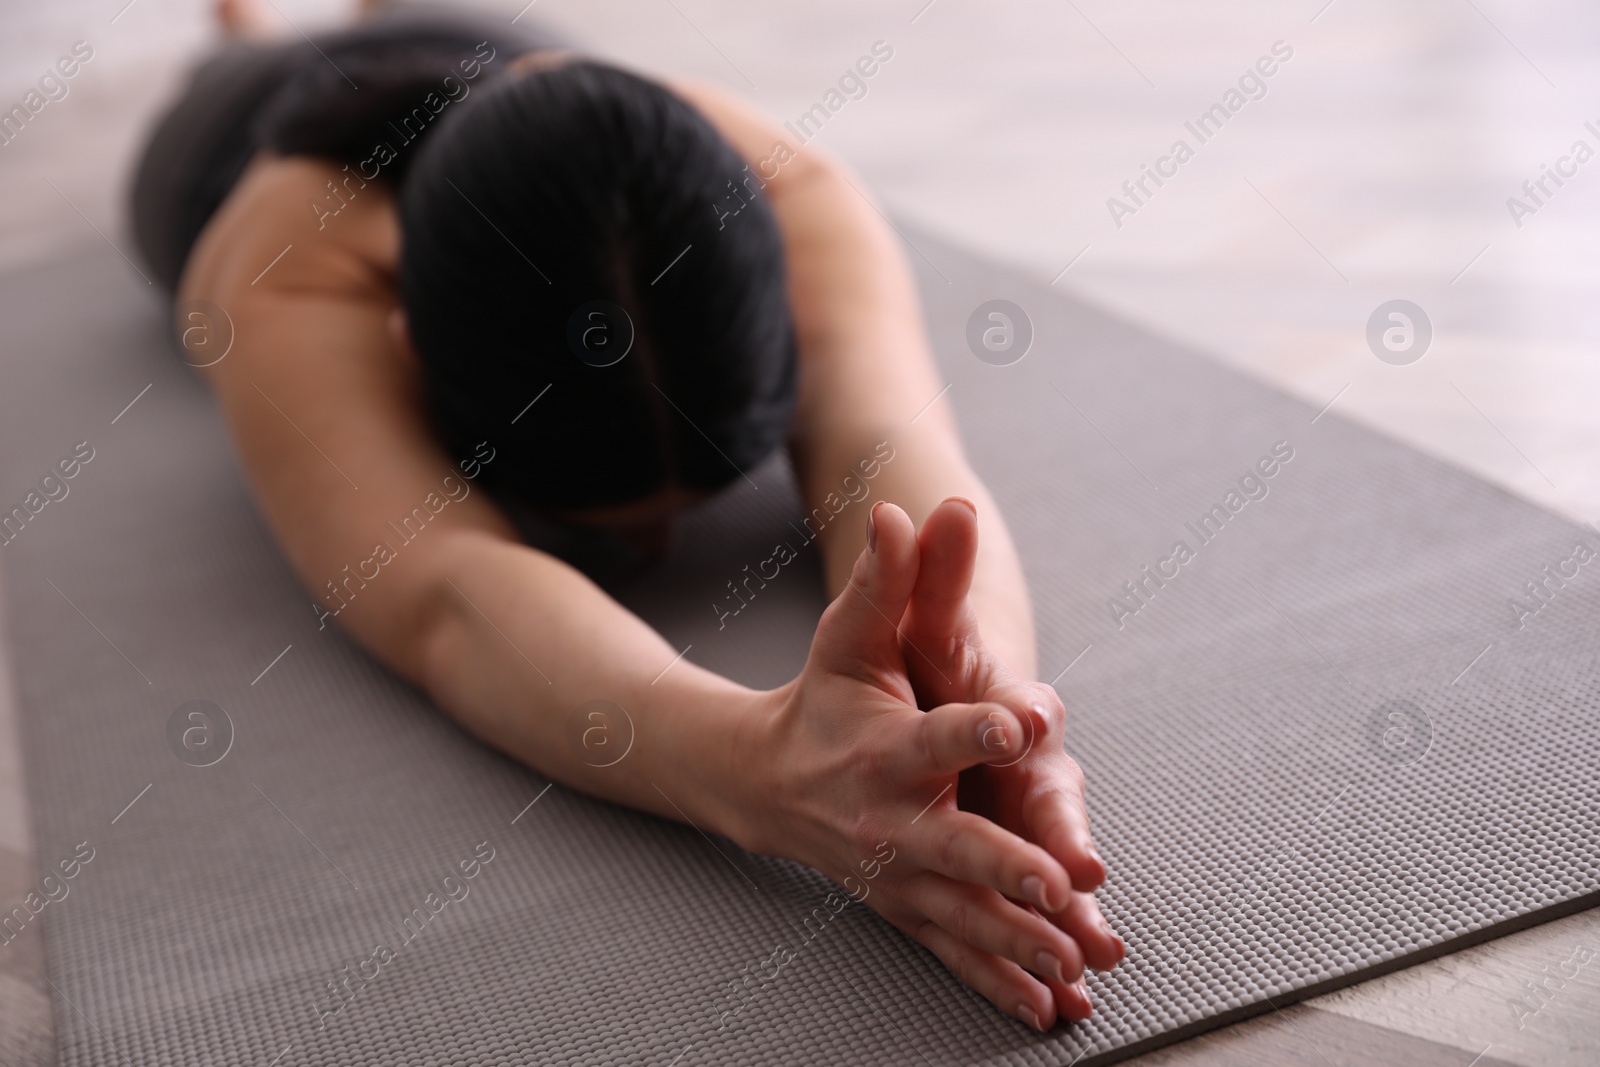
[{"xmin": 3, "ymin": 235, "xmax": 1598, "ymax": 1066}]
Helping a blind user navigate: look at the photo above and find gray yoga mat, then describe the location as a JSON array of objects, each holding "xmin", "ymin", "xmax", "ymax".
[{"xmin": 3, "ymin": 232, "xmax": 1597, "ymax": 1067}]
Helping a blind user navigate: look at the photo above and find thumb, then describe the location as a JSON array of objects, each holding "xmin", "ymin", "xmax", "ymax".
[{"xmin": 811, "ymin": 501, "xmax": 918, "ymax": 676}]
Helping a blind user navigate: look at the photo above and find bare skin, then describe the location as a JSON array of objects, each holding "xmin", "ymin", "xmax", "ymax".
[{"xmin": 179, "ymin": 5, "xmax": 1124, "ymax": 1029}]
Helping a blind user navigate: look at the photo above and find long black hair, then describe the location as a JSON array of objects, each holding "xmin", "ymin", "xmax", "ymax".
[{"xmin": 398, "ymin": 60, "xmax": 798, "ymax": 510}]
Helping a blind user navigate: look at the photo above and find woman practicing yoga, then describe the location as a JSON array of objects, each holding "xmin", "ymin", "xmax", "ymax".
[{"xmin": 132, "ymin": 0, "xmax": 1124, "ymax": 1030}]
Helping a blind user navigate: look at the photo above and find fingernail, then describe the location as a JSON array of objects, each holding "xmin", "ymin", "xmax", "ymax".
[
  {"xmin": 979, "ymin": 712, "xmax": 1012, "ymax": 751},
  {"xmin": 1071, "ymin": 983, "xmax": 1092, "ymax": 1017},
  {"xmin": 1031, "ymin": 705, "xmax": 1056, "ymax": 746},
  {"xmin": 1017, "ymin": 1003, "xmax": 1043, "ymax": 1032},
  {"xmin": 948, "ymin": 496, "xmax": 977, "ymax": 517},
  {"xmin": 1020, "ymin": 874, "xmax": 1053, "ymax": 912},
  {"xmin": 867, "ymin": 503, "xmax": 880, "ymax": 553},
  {"xmin": 1036, "ymin": 951, "xmax": 1065, "ymax": 983}
]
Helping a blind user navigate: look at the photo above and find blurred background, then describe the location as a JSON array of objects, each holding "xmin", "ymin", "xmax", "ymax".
[
  {"xmin": 2, "ymin": 3, "xmax": 1598, "ymax": 1062},
  {"xmin": 3, "ymin": 0, "xmax": 1597, "ymax": 526}
]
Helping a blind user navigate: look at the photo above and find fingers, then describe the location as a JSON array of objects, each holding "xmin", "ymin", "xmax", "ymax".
[
  {"xmin": 980, "ymin": 684, "xmax": 1109, "ymax": 893},
  {"xmin": 901, "ymin": 807, "xmax": 1074, "ymax": 915},
  {"xmin": 1046, "ymin": 889, "xmax": 1126, "ymax": 973},
  {"xmin": 812, "ymin": 502, "xmax": 919, "ymax": 677},
  {"xmin": 1025, "ymin": 779, "xmax": 1106, "ymax": 892},
  {"xmin": 897, "ymin": 874, "xmax": 1086, "ymax": 987},
  {"xmin": 905, "ymin": 496, "xmax": 981, "ymax": 641},
  {"xmin": 882, "ymin": 877, "xmax": 1110, "ymax": 1030},
  {"xmin": 894, "ymin": 700, "xmax": 1031, "ymax": 778},
  {"xmin": 901, "ymin": 913, "xmax": 1057, "ymax": 1031},
  {"xmin": 1043, "ymin": 975, "xmax": 1094, "ymax": 1023}
]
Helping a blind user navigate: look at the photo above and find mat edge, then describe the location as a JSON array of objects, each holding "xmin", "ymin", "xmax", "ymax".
[{"xmin": 1074, "ymin": 886, "xmax": 1600, "ymax": 1066}]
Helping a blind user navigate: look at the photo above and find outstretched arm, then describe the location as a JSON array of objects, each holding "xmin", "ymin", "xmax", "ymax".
[
  {"xmin": 672, "ymin": 83, "xmax": 1125, "ymax": 1023},
  {"xmin": 668, "ymin": 80, "xmax": 1039, "ymax": 679},
  {"xmin": 646, "ymin": 85, "xmax": 1123, "ymax": 1020},
  {"xmin": 183, "ymin": 149, "xmax": 1093, "ymax": 1029},
  {"xmin": 183, "ymin": 155, "xmax": 763, "ymax": 842}
]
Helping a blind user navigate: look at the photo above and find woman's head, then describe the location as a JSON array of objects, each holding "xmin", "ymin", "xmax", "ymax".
[{"xmin": 399, "ymin": 59, "xmax": 797, "ymax": 518}]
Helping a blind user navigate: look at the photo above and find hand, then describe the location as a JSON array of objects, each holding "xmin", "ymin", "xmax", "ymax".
[
  {"xmin": 732, "ymin": 504, "xmax": 1090, "ymax": 1030},
  {"xmin": 894, "ymin": 498, "xmax": 1126, "ymax": 1022}
]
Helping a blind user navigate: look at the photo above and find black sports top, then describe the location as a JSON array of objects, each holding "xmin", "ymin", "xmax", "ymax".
[{"xmin": 129, "ymin": 8, "xmax": 561, "ymax": 292}]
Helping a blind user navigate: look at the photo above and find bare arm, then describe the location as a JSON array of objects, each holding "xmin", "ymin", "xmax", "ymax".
[
  {"xmin": 181, "ymin": 83, "xmax": 1105, "ymax": 1027},
  {"xmin": 671, "ymin": 85, "xmax": 1122, "ymax": 1015},
  {"xmin": 669, "ymin": 81, "xmax": 1037, "ymax": 678},
  {"xmin": 182, "ymin": 156, "xmax": 764, "ymax": 843}
]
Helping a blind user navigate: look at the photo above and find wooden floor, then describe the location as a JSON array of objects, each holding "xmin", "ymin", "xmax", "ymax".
[
  {"xmin": 1, "ymin": 1, "xmax": 1596, "ymax": 1064},
  {"xmin": 0, "ymin": 566, "xmax": 54, "ymax": 1067}
]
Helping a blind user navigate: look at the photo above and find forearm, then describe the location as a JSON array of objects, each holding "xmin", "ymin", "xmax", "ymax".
[
  {"xmin": 409, "ymin": 529, "xmax": 770, "ymax": 845},
  {"xmin": 776, "ymin": 164, "xmax": 1037, "ymax": 679},
  {"xmin": 657, "ymin": 80, "xmax": 1038, "ymax": 677}
]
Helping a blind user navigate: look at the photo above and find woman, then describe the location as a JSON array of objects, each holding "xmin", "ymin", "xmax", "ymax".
[{"xmin": 132, "ymin": 0, "xmax": 1124, "ymax": 1031}]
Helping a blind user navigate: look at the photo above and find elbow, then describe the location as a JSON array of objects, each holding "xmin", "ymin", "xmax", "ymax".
[
  {"xmin": 412, "ymin": 611, "xmax": 456, "ymax": 706},
  {"xmin": 410, "ymin": 576, "xmax": 468, "ymax": 701},
  {"xmin": 310, "ymin": 564, "xmax": 458, "ymax": 696},
  {"xmin": 405, "ymin": 533, "xmax": 510, "ymax": 708}
]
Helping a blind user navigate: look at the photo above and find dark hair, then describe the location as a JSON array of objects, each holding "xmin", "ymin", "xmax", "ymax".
[{"xmin": 399, "ymin": 60, "xmax": 797, "ymax": 510}]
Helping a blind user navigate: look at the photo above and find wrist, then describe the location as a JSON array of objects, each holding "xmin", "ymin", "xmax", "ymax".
[
  {"xmin": 639, "ymin": 668, "xmax": 786, "ymax": 853},
  {"xmin": 708, "ymin": 679, "xmax": 790, "ymax": 855}
]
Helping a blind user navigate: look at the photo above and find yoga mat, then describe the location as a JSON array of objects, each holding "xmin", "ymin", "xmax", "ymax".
[{"xmin": 3, "ymin": 232, "xmax": 1597, "ymax": 1066}]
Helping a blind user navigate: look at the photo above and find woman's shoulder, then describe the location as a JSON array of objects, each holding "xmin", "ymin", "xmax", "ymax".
[{"xmin": 179, "ymin": 153, "xmax": 399, "ymax": 306}]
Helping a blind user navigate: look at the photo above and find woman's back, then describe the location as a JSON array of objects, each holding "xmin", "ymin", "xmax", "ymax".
[{"xmin": 131, "ymin": 9, "xmax": 549, "ymax": 291}]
